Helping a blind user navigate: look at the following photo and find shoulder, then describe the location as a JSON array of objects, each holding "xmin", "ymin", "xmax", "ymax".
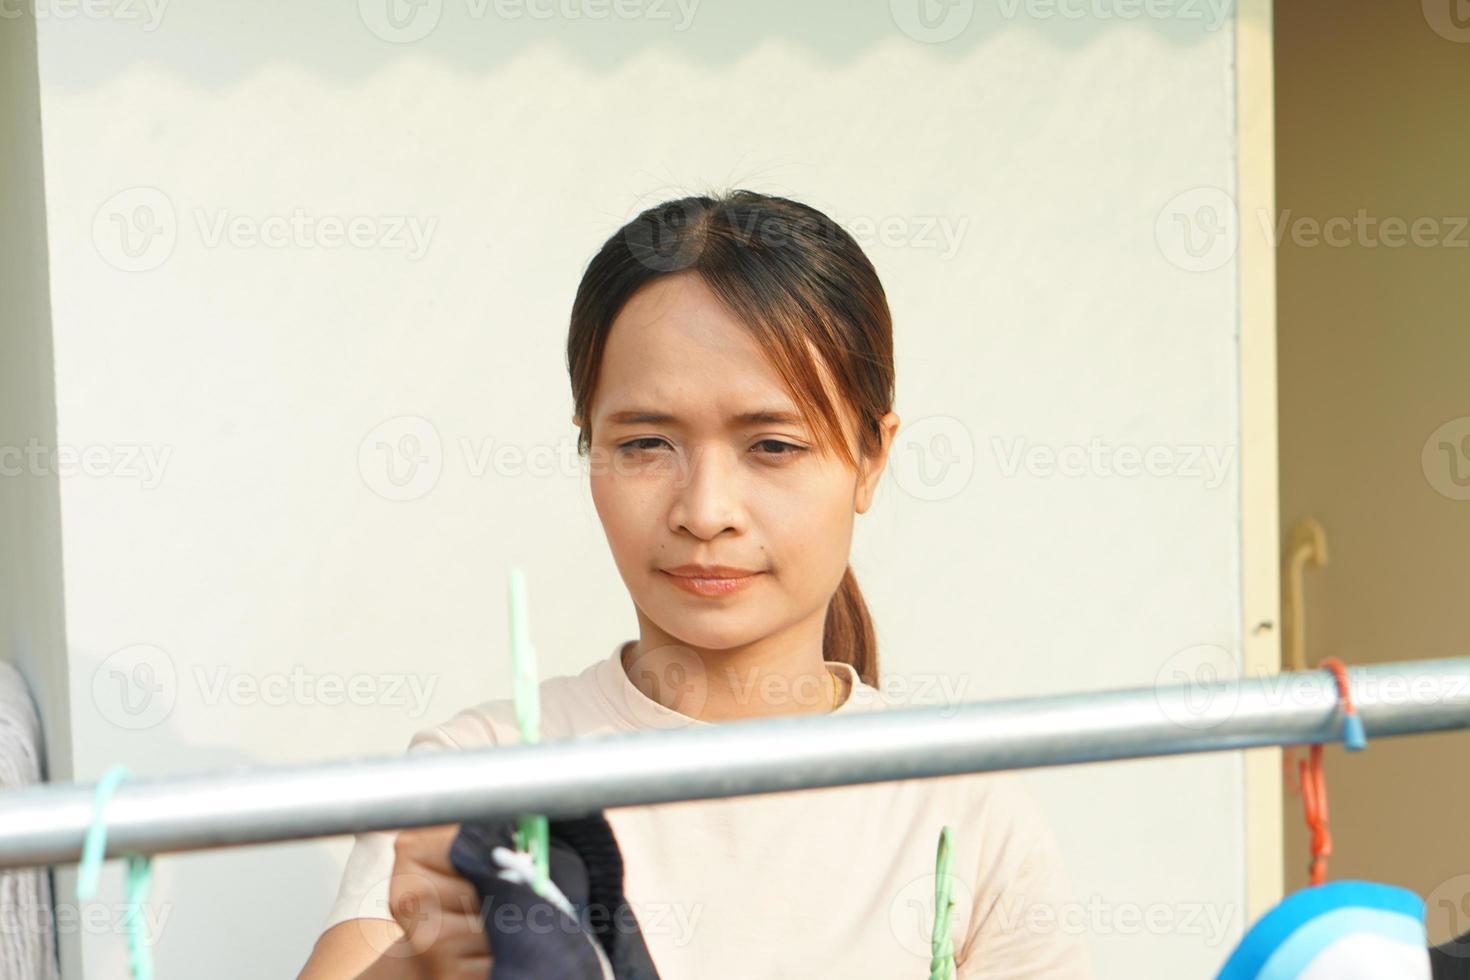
[{"xmin": 404, "ymin": 660, "xmax": 610, "ymax": 753}]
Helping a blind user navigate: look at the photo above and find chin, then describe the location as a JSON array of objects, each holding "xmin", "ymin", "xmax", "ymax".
[{"xmin": 643, "ymin": 605, "xmax": 760, "ymax": 653}]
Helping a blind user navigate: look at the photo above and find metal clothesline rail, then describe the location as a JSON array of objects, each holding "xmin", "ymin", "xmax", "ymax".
[{"xmin": 0, "ymin": 656, "xmax": 1467, "ymax": 871}]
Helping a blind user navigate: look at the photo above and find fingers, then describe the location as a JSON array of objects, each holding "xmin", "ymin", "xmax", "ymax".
[
  {"xmin": 390, "ymin": 823, "xmax": 490, "ymax": 966},
  {"xmin": 396, "ymin": 823, "xmax": 464, "ymax": 875}
]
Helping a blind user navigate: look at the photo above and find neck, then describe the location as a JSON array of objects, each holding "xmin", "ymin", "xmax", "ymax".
[{"xmin": 623, "ymin": 614, "xmax": 846, "ymax": 722}]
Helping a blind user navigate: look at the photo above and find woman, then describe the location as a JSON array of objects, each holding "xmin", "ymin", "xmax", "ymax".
[{"xmin": 299, "ymin": 190, "xmax": 1092, "ymax": 978}]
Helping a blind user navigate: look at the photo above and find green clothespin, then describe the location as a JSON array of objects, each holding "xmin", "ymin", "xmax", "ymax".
[
  {"xmin": 508, "ymin": 566, "xmax": 550, "ymax": 896},
  {"xmin": 929, "ymin": 825, "xmax": 957, "ymax": 980},
  {"xmin": 76, "ymin": 765, "xmax": 154, "ymax": 980}
]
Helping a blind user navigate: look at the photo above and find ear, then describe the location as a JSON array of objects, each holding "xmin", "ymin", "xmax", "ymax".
[{"xmin": 854, "ymin": 412, "xmax": 900, "ymax": 514}]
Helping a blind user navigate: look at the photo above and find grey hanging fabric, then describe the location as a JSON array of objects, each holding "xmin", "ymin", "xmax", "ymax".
[
  {"xmin": 0, "ymin": 661, "xmax": 61, "ymax": 980},
  {"xmin": 449, "ymin": 810, "xmax": 663, "ymax": 980}
]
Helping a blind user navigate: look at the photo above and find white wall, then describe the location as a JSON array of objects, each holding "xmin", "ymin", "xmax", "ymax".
[{"xmin": 25, "ymin": 2, "xmax": 1246, "ymax": 975}]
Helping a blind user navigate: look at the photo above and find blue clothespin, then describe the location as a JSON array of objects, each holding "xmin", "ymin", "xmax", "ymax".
[{"xmin": 1319, "ymin": 657, "xmax": 1367, "ymax": 751}]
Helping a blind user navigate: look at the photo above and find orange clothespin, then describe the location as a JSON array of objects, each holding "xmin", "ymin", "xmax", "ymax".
[
  {"xmin": 1299, "ymin": 742, "xmax": 1332, "ymax": 885},
  {"xmin": 1289, "ymin": 656, "xmax": 1365, "ymax": 886}
]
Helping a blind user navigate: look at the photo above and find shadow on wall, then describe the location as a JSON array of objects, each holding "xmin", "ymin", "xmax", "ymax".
[
  {"xmin": 33, "ymin": 0, "xmax": 1235, "ymax": 91},
  {"xmin": 57, "ymin": 693, "xmax": 349, "ymax": 979}
]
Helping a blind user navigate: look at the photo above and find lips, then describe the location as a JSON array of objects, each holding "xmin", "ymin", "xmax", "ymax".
[
  {"xmin": 663, "ymin": 564, "xmax": 761, "ymax": 579},
  {"xmin": 661, "ymin": 564, "xmax": 763, "ymax": 598}
]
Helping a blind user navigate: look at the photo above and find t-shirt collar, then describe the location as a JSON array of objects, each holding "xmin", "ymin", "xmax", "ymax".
[{"xmin": 592, "ymin": 639, "xmax": 872, "ymax": 731}]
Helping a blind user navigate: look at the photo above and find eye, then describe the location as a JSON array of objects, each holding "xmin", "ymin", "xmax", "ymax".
[
  {"xmin": 753, "ymin": 439, "xmax": 807, "ymax": 457},
  {"xmin": 618, "ymin": 437, "xmax": 671, "ymax": 452}
]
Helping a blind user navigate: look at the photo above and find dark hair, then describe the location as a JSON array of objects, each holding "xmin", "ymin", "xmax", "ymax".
[{"xmin": 565, "ymin": 190, "xmax": 895, "ymax": 687}]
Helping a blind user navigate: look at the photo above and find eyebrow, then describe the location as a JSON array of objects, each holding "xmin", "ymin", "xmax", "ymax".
[{"xmin": 604, "ymin": 408, "xmax": 807, "ymax": 427}]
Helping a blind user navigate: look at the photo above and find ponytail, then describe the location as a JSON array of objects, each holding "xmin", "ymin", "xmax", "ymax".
[{"xmin": 823, "ymin": 565, "xmax": 879, "ymax": 687}]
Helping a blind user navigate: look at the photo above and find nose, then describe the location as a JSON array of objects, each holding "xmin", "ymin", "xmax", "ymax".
[{"xmin": 667, "ymin": 443, "xmax": 746, "ymax": 540}]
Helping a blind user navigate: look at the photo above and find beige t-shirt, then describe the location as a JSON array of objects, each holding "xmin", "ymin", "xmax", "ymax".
[{"xmin": 323, "ymin": 642, "xmax": 1093, "ymax": 978}]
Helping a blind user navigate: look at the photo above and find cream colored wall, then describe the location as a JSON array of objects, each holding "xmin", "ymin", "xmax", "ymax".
[
  {"xmin": 1276, "ymin": 0, "xmax": 1470, "ymax": 946},
  {"xmin": 1236, "ymin": 0, "xmax": 1284, "ymax": 929}
]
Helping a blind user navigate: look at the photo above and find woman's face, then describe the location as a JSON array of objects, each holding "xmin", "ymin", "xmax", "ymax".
[{"xmin": 581, "ymin": 270, "xmax": 897, "ymax": 655}]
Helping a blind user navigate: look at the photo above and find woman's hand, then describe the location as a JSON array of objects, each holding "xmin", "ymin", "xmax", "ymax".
[{"xmin": 389, "ymin": 823, "xmax": 493, "ymax": 980}]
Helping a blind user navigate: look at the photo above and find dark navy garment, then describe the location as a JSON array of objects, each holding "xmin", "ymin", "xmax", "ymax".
[{"xmin": 449, "ymin": 811, "xmax": 663, "ymax": 980}]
